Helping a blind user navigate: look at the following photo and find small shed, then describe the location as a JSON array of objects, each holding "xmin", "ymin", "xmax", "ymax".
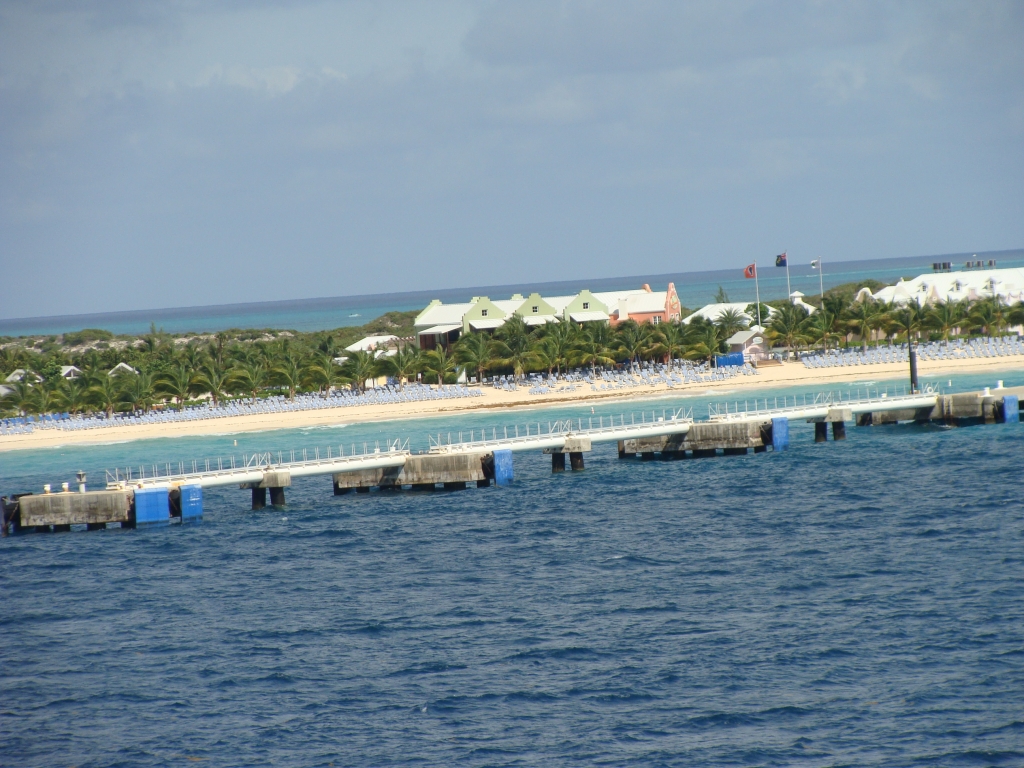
[{"xmin": 726, "ymin": 327, "xmax": 766, "ymax": 360}]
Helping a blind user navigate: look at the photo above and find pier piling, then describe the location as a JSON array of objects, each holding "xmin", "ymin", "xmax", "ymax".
[
  {"xmin": 814, "ymin": 422, "xmax": 828, "ymax": 443},
  {"xmin": 569, "ymin": 452, "xmax": 585, "ymax": 471},
  {"xmin": 832, "ymin": 421, "xmax": 847, "ymax": 441},
  {"xmin": 251, "ymin": 487, "xmax": 266, "ymax": 510},
  {"xmin": 551, "ymin": 452, "xmax": 566, "ymax": 473}
]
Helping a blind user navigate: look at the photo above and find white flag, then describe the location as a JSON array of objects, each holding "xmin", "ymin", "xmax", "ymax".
[{"xmin": 810, "ymin": 259, "xmax": 820, "ymax": 269}]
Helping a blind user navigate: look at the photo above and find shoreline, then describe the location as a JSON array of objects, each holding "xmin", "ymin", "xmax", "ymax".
[{"xmin": 2, "ymin": 357, "xmax": 1021, "ymax": 453}]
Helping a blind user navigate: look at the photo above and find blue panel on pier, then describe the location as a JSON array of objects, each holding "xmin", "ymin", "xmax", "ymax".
[
  {"xmin": 771, "ymin": 417, "xmax": 789, "ymax": 451},
  {"xmin": 493, "ymin": 450, "xmax": 513, "ymax": 486},
  {"xmin": 1003, "ymin": 395, "xmax": 1019, "ymax": 424},
  {"xmin": 180, "ymin": 485, "xmax": 203, "ymax": 521},
  {"xmin": 134, "ymin": 487, "xmax": 169, "ymax": 525},
  {"xmin": 715, "ymin": 352, "xmax": 746, "ymax": 367}
]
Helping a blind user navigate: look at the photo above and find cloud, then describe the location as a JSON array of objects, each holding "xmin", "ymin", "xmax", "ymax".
[{"xmin": 0, "ymin": 1, "xmax": 1022, "ymax": 318}]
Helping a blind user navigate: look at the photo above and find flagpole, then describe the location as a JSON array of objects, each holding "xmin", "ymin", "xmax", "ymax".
[
  {"xmin": 818, "ymin": 259, "xmax": 824, "ymax": 301},
  {"xmin": 785, "ymin": 254, "xmax": 791, "ymax": 298},
  {"xmin": 754, "ymin": 263, "xmax": 762, "ymax": 330}
]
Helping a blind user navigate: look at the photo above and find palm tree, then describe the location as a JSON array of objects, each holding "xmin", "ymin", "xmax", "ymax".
[
  {"xmin": 2, "ymin": 378, "xmax": 37, "ymax": 416},
  {"xmin": 684, "ymin": 322, "xmax": 724, "ymax": 366},
  {"xmin": 806, "ymin": 310, "xmax": 837, "ymax": 350},
  {"xmin": 889, "ymin": 303, "xmax": 926, "ymax": 344},
  {"xmin": 766, "ymin": 303, "xmax": 810, "ymax": 355},
  {"xmin": 1007, "ymin": 301, "xmax": 1024, "ymax": 330},
  {"xmin": 120, "ymin": 371, "xmax": 157, "ymax": 413},
  {"xmin": 616, "ymin": 320, "xmax": 655, "ymax": 370},
  {"xmin": 303, "ymin": 352, "xmax": 348, "ymax": 396},
  {"xmin": 574, "ymin": 323, "xmax": 616, "ymax": 375},
  {"xmin": 845, "ymin": 300, "xmax": 883, "ymax": 352},
  {"xmin": 179, "ymin": 344, "xmax": 205, "ymax": 370},
  {"xmin": 715, "ymin": 308, "xmax": 749, "ymax": 339},
  {"xmin": 968, "ymin": 298, "xmax": 1008, "ymax": 337},
  {"xmin": 341, "ymin": 350, "xmax": 380, "ymax": 392},
  {"xmin": 422, "ymin": 346, "xmax": 458, "ymax": 385},
  {"xmin": 493, "ymin": 316, "xmax": 539, "ymax": 380},
  {"xmin": 156, "ymin": 363, "xmax": 196, "ymax": 410},
  {"xmin": 230, "ymin": 361, "xmax": 269, "ymax": 399},
  {"xmin": 536, "ymin": 319, "xmax": 579, "ymax": 375},
  {"xmin": 272, "ymin": 354, "xmax": 304, "ymax": 400},
  {"xmin": 35, "ymin": 380, "xmax": 64, "ymax": 416},
  {"xmin": 194, "ymin": 361, "xmax": 231, "ymax": 406},
  {"xmin": 454, "ymin": 333, "xmax": 493, "ymax": 383},
  {"xmin": 656, "ymin": 320, "xmax": 688, "ymax": 364},
  {"xmin": 925, "ymin": 300, "xmax": 965, "ymax": 343},
  {"xmin": 376, "ymin": 344, "xmax": 421, "ymax": 389},
  {"xmin": 89, "ymin": 375, "xmax": 123, "ymax": 418},
  {"xmin": 58, "ymin": 376, "xmax": 92, "ymax": 415}
]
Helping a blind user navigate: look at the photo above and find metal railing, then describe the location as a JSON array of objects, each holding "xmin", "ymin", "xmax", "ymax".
[
  {"xmin": 105, "ymin": 437, "xmax": 410, "ymax": 486},
  {"xmin": 706, "ymin": 384, "xmax": 938, "ymax": 419},
  {"xmin": 426, "ymin": 407, "xmax": 695, "ymax": 451}
]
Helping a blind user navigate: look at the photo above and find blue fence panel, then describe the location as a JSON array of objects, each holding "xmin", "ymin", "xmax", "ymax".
[
  {"xmin": 771, "ymin": 417, "xmax": 789, "ymax": 451},
  {"xmin": 180, "ymin": 485, "xmax": 203, "ymax": 521},
  {"xmin": 134, "ymin": 488, "xmax": 169, "ymax": 525},
  {"xmin": 493, "ymin": 450, "xmax": 514, "ymax": 486},
  {"xmin": 1003, "ymin": 395, "xmax": 1019, "ymax": 424},
  {"xmin": 715, "ymin": 352, "xmax": 746, "ymax": 367}
]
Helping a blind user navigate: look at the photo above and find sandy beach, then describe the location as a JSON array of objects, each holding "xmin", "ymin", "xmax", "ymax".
[{"xmin": 2, "ymin": 356, "xmax": 1021, "ymax": 453}]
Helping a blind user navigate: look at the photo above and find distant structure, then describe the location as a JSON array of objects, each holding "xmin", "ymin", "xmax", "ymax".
[
  {"xmin": 415, "ymin": 283, "xmax": 682, "ymax": 349},
  {"xmin": 682, "ymin": 302, "xmax": 778, "ymax": 325},
  {"xmin": 866, "ymin": 266, "xmax": 1024, "ymax": 306}
]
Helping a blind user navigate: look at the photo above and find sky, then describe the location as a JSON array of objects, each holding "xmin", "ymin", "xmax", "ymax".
[{"xmin": 1, "ymin": 0, "xmax": 1022, "ymax": 320}]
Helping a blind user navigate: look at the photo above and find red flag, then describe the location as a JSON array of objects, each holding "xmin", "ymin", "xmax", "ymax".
[{"xmin": 743, "ymin": 263, "xmax": 756, "ymax": 278}]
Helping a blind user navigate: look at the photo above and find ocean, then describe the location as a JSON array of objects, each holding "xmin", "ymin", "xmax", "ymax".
[
  {"xmin": 2, "ymin": 249, "xmax": 1022, "ymax": 338},
  {"xmin": 2, "ymin": 370, "xmax": 1023, "ymax": 766}
]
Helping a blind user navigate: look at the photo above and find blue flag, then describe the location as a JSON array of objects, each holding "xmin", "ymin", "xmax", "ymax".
[{"xmin": 775, "ymin": 252, "xmax": 787, "ymax": 267}]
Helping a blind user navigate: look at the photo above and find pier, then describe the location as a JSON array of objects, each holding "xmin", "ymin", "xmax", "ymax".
[{"xmin": 3, "ymin": 386, "xmax": 1019, "ymax": 534}]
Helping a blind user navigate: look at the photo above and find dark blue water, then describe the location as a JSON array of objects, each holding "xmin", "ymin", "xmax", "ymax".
[
  {"xmin": 3, "ymin": 249, "xmax": 1021, "ymax": 337},
  {"xmin": 3, "ymin": 377, "xmax": 1024, "ymax": 766}
]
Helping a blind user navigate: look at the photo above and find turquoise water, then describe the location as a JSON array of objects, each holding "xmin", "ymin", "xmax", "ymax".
[
  {"xmin": 3, "ymin": 249, "xmax": 1021, "ymax": 337},
  {"xmin": 2, "ymin": 370, "xmax": 1022, "ymax": 766}
]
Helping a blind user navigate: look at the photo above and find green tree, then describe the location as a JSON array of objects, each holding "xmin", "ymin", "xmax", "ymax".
[
  {"xmin": 845, "ymin": 300, "xmax": 884, "ymax": 351},
  {"xmin": 272, "ymin": 354, "xmax": 304, "ymax": 400},
  {"xmin": 656, "ymin": 320, "xmax": 688, "ymax": 364},
  {"xmin": 421, "ymin": 346, "xmax": 458, "ymax": 385},
  {"xmin": 341, "ymin": 350, "xmax": 380, "ymax": 392},
  {"xmin": 684, "ymin": 322, "xmax": 725, "ymax": 366},
  {"xmin": 574, "ymin": 323, "xmax": 616, "ymax": 375},
  {"xmin": 303, "ymin": 352, "xmax": 348, "ymax": 396},
  {"xmin": 766, "ymin": 303, "xmax": 810, "ymax": 354},
  {"xmin": 925, "ymin": 300, "xmax": 966, "ymax": 343},
  {"xmin": 230, "ymin": 361, "xmax": 269, "ymax": 399},
  {"xmin": 806, "ymin": 310, "xmax": 838, "ymax": 350},
  {"xmin": 537, "ymin": 319, "xmax": 579, "ymax": 375},
  {"xmin": 968, "ymin": 298, "xmax": 1008, "ymax": 337},
  {"xmin": 120, "ymin": 371, "xmax": 157, "ymax": 413},
  {"xmin": 89, "ymin": 375, "xmax": 124, "ymax": 418},
  {"xmin": 58, "ymin": 376, "xmax": 92, "ymax": 415},
  {"xmin": 454, "ymin": 333, "xmax": 493, "ymax": 383},
  {"xmin": 616, "ymin": 320, "xmax": 656, "ymax": 369},
  {"xmin": 156, "ymin": 364, "xmax": 196, "ymax": 410},
  {"xmin": 715, "ymin": 308, "xmax": 749, "ymax": 339},
  {"xmin": 2, "ymin": 378, "xmax": 38, "ymax": 416},
  {"xmin": 492, "ymin": 315, "xmax": 539, "ymax": 379},
  {"xmin": 194, "ymin": 361, "xmax": 231, "ymax": 406},
  {"xmin": 714, "ymin": 285, "xmax": 729, "ymax": 303}
]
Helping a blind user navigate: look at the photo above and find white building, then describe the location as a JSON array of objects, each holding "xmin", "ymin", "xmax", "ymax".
[
  {"xmin": 870, "ymin": 266, "xmax": 1024, "ymax": 306},
  {"xmin": 682, "ymin": 302, "xmax": 778, "ymax": 326},
  {"xmin": 415, "ymin": 283, "xmax": 683, "ymax": 349}
]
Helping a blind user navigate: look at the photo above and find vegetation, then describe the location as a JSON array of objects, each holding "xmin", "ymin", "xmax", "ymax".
[{"xmin": 2, "ymin": 295, "xmax": 1023, "ymax": 420}]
